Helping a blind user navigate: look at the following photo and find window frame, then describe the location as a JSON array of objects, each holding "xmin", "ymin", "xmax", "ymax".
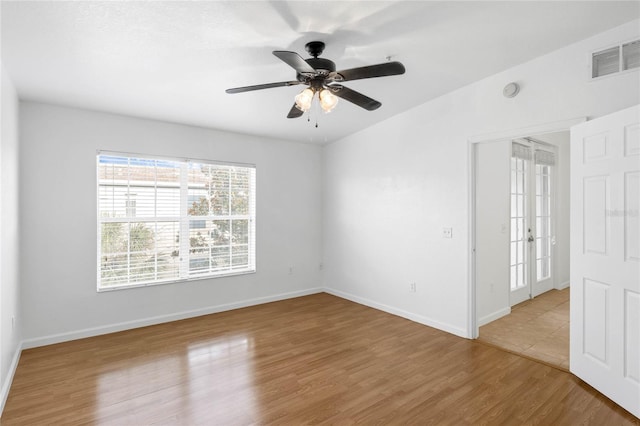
[{"xmin": 96, "ymin": 151, "xmax": 257, "ymax": 292}]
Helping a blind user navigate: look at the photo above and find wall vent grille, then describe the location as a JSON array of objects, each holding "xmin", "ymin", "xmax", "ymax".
[{"xmin": 592, "ymin": 39, "xmax": 639, "ymax": 79}]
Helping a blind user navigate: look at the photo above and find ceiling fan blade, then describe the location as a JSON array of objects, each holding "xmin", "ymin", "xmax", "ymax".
[
  {"xmin": 329, "ymin": 85, "xmax": 381, "ymax": 111},
  {"xmin": 287, "ymin": 103, "xmax": 304, "ymax": 119},
  {"xmin": 273, "ymin": 51, "xmax": 316, "ymax": 74},
  {"xmin": 226, "ymin": 81, "xmax": 302, "ymax": 94},
  {"xmin": 331, "ymin": 61, "xmax": 405, "ymax": 82}
]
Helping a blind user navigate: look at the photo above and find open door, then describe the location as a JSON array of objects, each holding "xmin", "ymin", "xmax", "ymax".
[{"xmin": 570, "ymin": 104, "xmax": 640, "ymax": 418}]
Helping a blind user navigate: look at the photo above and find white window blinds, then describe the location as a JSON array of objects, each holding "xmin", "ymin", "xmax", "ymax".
[
  {"xmin": 512, "ymin": 142, "xmax": 532, "ymax": 160},
  {"xmin": 535, "ymin": 150, "xmax": 555, "ymax": 166},
  {"xmin": 97, "ymin": 153, "xmax": 256, "ymax": 290}
]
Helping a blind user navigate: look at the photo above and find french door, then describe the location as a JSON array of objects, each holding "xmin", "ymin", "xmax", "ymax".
[{"xmin": 510, "ymin": 140, "xmax": 555, "ymax": 306}]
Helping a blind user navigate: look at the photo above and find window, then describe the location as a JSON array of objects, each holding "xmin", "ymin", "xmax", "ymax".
[
  {"xmin": 97, "ymin": 153, "xmax": 256, "ymax": 291},
  {"xmin": 592, "ymin": 39, "xmax": 640, "ymax": 78}
]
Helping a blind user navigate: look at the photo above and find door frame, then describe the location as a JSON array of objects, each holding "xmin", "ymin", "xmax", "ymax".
[{"xmin": 468, "ymin": 117, "xmax": 586, "ymax": 339}]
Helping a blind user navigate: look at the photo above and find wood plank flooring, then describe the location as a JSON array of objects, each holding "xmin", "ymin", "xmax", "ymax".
[
  {"xmin": 2, "ymin": 293, "xmax": 637, "ymax": 425},
  {"xmin": 479, "ymin": 288, "xmax": 570, "ymax": 371}
]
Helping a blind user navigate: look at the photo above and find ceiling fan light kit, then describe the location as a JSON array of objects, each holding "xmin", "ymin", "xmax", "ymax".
[
  {"xmin": 295, "ymin": 88, "xmax": 315, "ymax": 112},
  {"xmin": 226, "ymin": 41, "xmax": 406, "ymax": 119}
]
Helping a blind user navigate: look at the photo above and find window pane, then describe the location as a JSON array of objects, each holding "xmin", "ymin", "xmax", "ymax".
[
  {"xmin": 211, "ymin": 220, "xmax": 230, "ymax": 246},
  {"xmin": 188, "ymin": 190, "xmax": 209, "ymax": 216},
  {"xmin": 517, "ymin": 195, "xmax": 524, "ymax": 217},
  {"xmin": 517, "ymin": 171, "xmax": 524, "ymax": 193},
  {"xmin": 209, "ymin": 167, "xmax": 230, "ymax": 216},
  {"xmin": 536, "ymin": 238, "xmax": 542, "ymax": 258},
  {"xmin": 232, "ymin": 220, "xmax": 249, "ymax": 245},
  {"xmin": 211, "ymin": 246, "xmax": 230, "ymax": 270},
  {"xmin": 232, "ymin": 245, "xmax": 249, "ymax": 267},
  {"xmin": 156, "ymin": 222, "xmax": 180, "ymax": 281},
  {"xmin": 517, "ymin": 242, "xmax": 524, "ymax": 264},
  {"xmin": 230, "ymin": 168, "xmax": 250, "ymax": 215},
  {"xmin": 543, "ymin": 257, "xmax": 550, "ymax": 279},
  {"xmin": 517, "ymin": 264, "xmax": 525, "ymax": 288},
  {"xmin": 517, "ymin": 218, "xmax": 524, "ymax": 240},
  {"xmin": 537, "ymin": 259, "xmax": 542, "ymax": 281},
  {"xmin": 189, "ymin": 222, "xmax": 210, "ymax": 259}
]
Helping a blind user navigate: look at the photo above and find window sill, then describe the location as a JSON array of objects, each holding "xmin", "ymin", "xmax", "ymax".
[{"xmin": 97, "ymin": 269, "xmax": 256, "ymax": 292}]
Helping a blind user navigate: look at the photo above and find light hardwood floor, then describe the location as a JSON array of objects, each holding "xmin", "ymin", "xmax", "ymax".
[
  {"xmin": 479, "ymin": 288, "xmax": 570, "ymax": 371},
  {"xmin": 2, "ymin": 292, "xmax": 637, "ymax": 425}
]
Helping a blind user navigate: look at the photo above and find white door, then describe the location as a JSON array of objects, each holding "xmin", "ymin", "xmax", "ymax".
[
  {"xmin": 510, "ymin": 141, "xmax": 556, "ymax": 306},
  {"xmin": 570, "ymin": 104, "xmax": 640, "ymax": 418}
]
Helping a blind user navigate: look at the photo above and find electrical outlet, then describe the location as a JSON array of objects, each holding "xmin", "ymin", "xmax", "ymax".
[
  {"xmin": 410, "ymin": 282, "xmax": 417, "ymax": 292},
  {"xmin": 288, "ymin": 266, "xmax": 294, "ymax": 275},
  {"xmin": 11, "ymin": 316, "xmax": 15, "ymax": 330},
  {"xmin": 443, "ymin": 227, "xmax": 453, "ymax": 238},
  {"xmin": 319, "ymin": 263, "xmax": 324, "ymax": 271}
]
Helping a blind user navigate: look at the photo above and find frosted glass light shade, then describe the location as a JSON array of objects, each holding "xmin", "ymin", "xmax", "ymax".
[
  {"xmin": 295, "ymin": 88, "xmax": 314, "ymax": 112},
  {"xmin": 319, "ymin": 89, "xmax": 338, "ymax": 113}
]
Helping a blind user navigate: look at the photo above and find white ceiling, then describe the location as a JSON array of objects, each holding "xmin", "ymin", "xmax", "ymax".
[{"xmin": 2, "ymin": 1, "xmax": 639, "ymax": 144}]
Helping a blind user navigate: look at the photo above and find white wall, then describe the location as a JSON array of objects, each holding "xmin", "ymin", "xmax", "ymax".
[
  {"xmin": 475, "ymin": 140, "xmax": 510, "ymax": 325},
  {"xmin": 0, "ymin": 63, "xmax": 22, "ymax": 410},
  {"xmin": 322, "ymin": 19, "xmax": 640, "ymax": 338},
  {"xmin": 19, "ymin": 102, "xmax": 323, "ymax": 346}
]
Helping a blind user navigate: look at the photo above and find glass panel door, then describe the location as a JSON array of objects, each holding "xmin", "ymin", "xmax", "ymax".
[
  {"xmin": 510, "ymin": 154, "xmax": 530, "ymax": 306},
  {"xmin": 532, "ymin": 159, "xmax": 554, "ymax": 296},
  {"xmin": 510, "ymin": 142, "xmax": 555, "ymax": 306}
]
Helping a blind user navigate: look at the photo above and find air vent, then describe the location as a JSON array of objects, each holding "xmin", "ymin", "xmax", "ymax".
[
  {"xmin": 592, "ymin": 39, "xmax": 640, "ymax": 79},
  {"xmin": 623, "ymin": 40, "xmax": 640, "ymax": 71}
]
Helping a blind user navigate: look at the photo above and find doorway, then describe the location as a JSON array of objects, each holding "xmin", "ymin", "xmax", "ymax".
[
  {"xmin": 510, "ymin": 139, "xmax": 556, "ymax": 306},
  {"xmin": 472, "ymin": 127, "xmax": 573, "ymax": 371}
]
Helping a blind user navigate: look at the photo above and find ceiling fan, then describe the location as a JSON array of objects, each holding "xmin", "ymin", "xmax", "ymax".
[{"xmin": 225, "ymin": 41, "xmax": 406, "ymax": 118}]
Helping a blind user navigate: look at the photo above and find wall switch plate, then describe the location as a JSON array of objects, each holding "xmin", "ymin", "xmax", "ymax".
[
  {"xmin": 443, "ymin": 227, "xmax": 453, "ymax": 238},
  {"xmin": 410, "ymin": 282, "xmax": 417, "ymax": 292}
]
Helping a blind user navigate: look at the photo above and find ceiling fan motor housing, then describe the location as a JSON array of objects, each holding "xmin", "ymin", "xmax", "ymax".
[
  {"xmin": 305, "ymin": 57, "xmax": 335, "ymax": 73},
  {"xmin": 298, "ymin": 41, "xmax": 336, "ymax": 80}
]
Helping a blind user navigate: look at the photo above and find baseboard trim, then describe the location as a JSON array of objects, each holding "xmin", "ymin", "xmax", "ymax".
[
  {"xmin": 22, "ymin": 287, "xmax": 323, "ymax": 349},
  {"xmin": 324, "ymin": 287, "xmax": 469, "ymax": 338},
  {"xmin": 478, "ymin": 307, "xmax": 511, "ymax": 327},
  {"xmin": 556, "ymin": 281, "xmax": 570, "ymax": 290},
  {"xmin": 0, "ymin": 341, "xmax": 22, "ymax": 417}
]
